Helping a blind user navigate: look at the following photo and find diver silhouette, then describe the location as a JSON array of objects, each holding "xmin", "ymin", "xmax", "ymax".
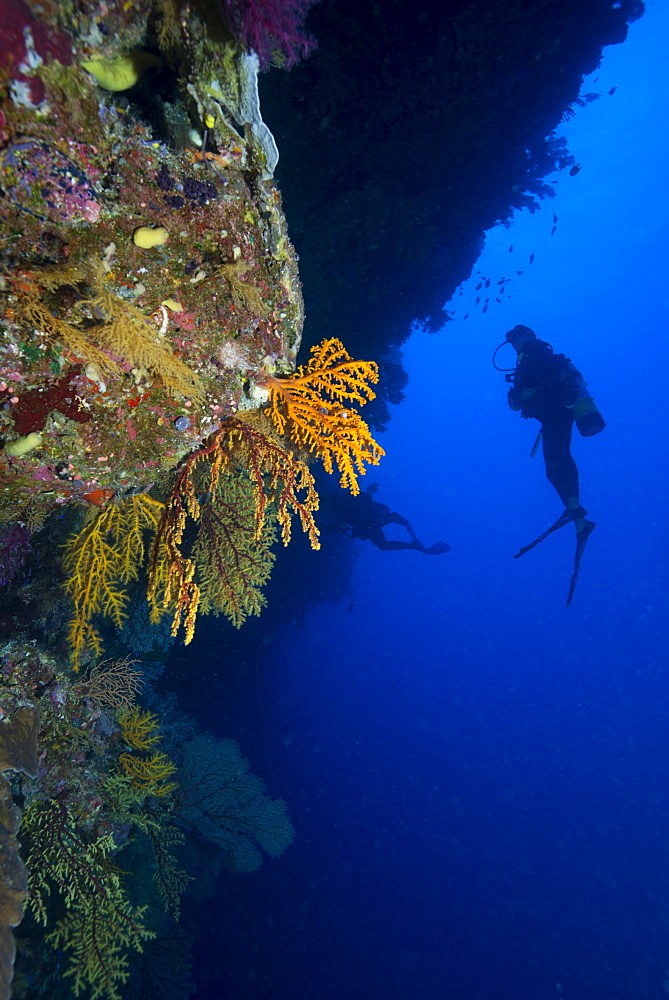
[
  {"xmin": 497, "ymin": 325, "xmax": 605, "ymax": 604},
  {"xmin": 320, "ymin": 484, "xmax": 450, "ymax": 554}
]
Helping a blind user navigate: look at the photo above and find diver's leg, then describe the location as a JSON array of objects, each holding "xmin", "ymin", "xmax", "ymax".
[
  {"xmin": 541, "ymin": 415, "xmax": 584, "ymax": 522},
  {"xmin": 369, "ymin": 527, "xmax": 426, "ymax": 551},
  {"xmin": 382, "ymin": 514, "xmax": 449, "ymax": 553},
  {"xmin": 384, "ymin": 513, "xmax": 419, "ymax": 540},
  {"xmin": 542, "ymin": 415, "xmax": 589, "ymax": 532}
]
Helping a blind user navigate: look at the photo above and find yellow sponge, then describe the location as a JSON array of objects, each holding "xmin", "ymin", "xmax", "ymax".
[
  {"xmin": 133, "ymin": 226, "xmax": 169, "ymax": 249},
  {"xmin": 82, "ymin": 50, "xmax": 164, "ymax": 92},
  {"xmin": 5, "ymin": 433, "xmax": 43, "ymax": 457}
]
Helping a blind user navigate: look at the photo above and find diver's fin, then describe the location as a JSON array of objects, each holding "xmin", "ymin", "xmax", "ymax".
[
  {"xmin": 426, "ymin": 541, "xmax": 451, "ymax": 555},
  {"xmin": 565, "ymin": 520, "xmax": 596, "ymax": 606},
  {"xmin": 513, "ymin": 508, "xmax": 583, "ymax": 559}
]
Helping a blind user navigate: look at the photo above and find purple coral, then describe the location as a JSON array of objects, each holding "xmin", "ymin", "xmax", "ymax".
[
  {"xmin": 0, "ymin": 523, "xmax": 32, "ymax": 588},
  {"xmin": 219, "ymin": 0, "xmax": 318, "ymax": 70},
  {"xmin": 0, "ymin": 141, "xmax": 100, "ymax": 223}
]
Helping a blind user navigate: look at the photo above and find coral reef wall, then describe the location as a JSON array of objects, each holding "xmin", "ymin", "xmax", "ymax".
[{"xmin": 0, "ymin": 0, "xmax": 305, "ymax": 528}]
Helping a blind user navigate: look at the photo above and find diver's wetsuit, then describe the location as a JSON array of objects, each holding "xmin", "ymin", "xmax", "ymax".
[
  {"xmin": 330, "ymin": 493, "xmax": 418, "ymax": 550},
  {"xmin": 320, "ymin": 491, "xmax": 450, "ymax": 554},
  {"xmin": 507, "ymin": 338, "xmax": 580, "ymax": 506}
]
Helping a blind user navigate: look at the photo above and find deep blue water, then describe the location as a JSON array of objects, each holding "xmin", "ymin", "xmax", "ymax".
[{"xmin": 182, "ymin": 4, "xmax": 669, "ymax": 998}]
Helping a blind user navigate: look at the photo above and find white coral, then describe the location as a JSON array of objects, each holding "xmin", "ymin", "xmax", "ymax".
[{"xmin": 217, "ymin": 340, "xmax": 250, "ymax": 369}]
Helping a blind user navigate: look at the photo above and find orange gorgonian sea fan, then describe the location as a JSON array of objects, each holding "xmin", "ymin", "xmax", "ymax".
[{"xmin": 259, "ymin": 338, "xmax": 385, "ymax": 494}]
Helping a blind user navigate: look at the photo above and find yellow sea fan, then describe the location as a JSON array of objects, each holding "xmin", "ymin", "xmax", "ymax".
[
  {"xmin": 63, "ymin": 494, "xmax": 164, "ymax": 663},
  {"xmin": 261, "ymin": 338, "xmax": 385, "ymax": 494}
]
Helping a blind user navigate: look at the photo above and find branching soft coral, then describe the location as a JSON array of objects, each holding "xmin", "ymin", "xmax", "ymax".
[
  {"xmin": 147, "ymin": 414, "xmax": 320, "ymax": 643},
  {"xmin": 118, "ymin": 707, "xmax": 161, "ymax": 752},
  {"xmin": 118, "ymin": 751, "xmax": 178, "ymax": 798},
  {"xmin": 83, "ymin": 281, "xmax": 204, "ymax": 404},
  {"xmin": 63, "ymin": 495, "xmax": 165, "ymax": 663},
  {"xmin": 12, "ymin": 265, "xmax": 204, "ymax": 403},
  {"xmin": 62, "ymin": 340, "xmax": 382, "ymax": 654},
  {"xmin": 260, "ymin": 338, "xmax": 385, "ymax": 494},
  {"xmin": 193, "ymin": 472, "xmax": 276, "ymax": 628},
  {"xmin": 219, "ymin": 0, "xmax": 318, "ymax": 70},
  {"xmin": 22, "ymin": 799, "xmax": 154, "ymax": 1000}
]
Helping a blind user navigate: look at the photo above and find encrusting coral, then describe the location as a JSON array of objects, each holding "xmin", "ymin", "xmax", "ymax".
[
  {"xmin": 0, "ymin": 773, "xmax": 27, "ymax": 1000},
  {"xmin": 0, "ymin": 706, "xmax": 40, "ymax": 1000},
  {"xmin": 0, "ymin": 2, "xmax": 307, "ymax": 528}
]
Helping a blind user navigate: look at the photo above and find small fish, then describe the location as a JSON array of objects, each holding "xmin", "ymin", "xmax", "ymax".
[
  {"xmin": 509, "ymin": 245, "xmax": 513, "ymax": 252},
  {"xmin": 482, "ymin": 304, "xmax": 488, "ymax": 313},
  {"xmin": 529, "ymin": 254, "xmax": 535, "ymax": 264},
  {"xmin": 464, "ymin": 313, "xmax": 469, "ymax": 319},
  {"xmin": 609, "ymin": 86, "xmax": 616, "ymax": 95},
  {"xmin": 551, "ymin": 225, "xmax": 557, "ymax": 235},
  {"xmin": 570, "ymin": 163, "xmax": 581, "ymax": 176},
  {"xmin": 476, "ymin": 282, "xmax": 482, "ymax": 290},
  {"xmin": 553, "ymin": 214, "xmax": 558, "ymax": 224},
  {"xmin": 81, "ymin": 488, "xmax": 115, "ymax": 508},
  {"xmin": 517, "ymin": 270, "xmax": 523, "ymax": 276},
  {"xmin": 498, "ymin": 279, "xmax": 506, "ymax": 285},
  {"xmin": 495, "ymin": 297, "xmax": 502, "ymax": 303},
  {"xmin": 475, "ymin": 296, "xmax": 480, "ymax": 304},
  {"xmin": 485, "ymin": 279, "xmax": 490, "ymax": 288}
]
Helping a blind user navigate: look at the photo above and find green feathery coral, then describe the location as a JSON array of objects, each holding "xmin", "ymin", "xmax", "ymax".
[
  {"xmin": 103, "ymin": 775, "xmax": 190, "ymax": 921},
  {"xmin": 22, "ymin": 799, "xmax": 154, "ymax": 1000}
]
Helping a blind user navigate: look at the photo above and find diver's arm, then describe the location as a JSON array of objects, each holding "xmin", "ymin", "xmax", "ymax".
[
  {"xmin": 508, "ymin": 386, "xmax": 536, "ymax": 410},
  {"xmin": 508, "ymin": 388, "xmax": 522, "ymax": 411}
]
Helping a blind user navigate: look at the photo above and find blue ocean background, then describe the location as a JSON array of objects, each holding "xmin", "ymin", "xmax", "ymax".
[{"xmin": 178, "ymin": 3, "xmax": 669, "ymax": 997}]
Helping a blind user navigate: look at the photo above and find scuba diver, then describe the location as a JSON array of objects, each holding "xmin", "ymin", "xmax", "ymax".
[
  {"xmin": 494, "ymin": 325, "xmax": 605, "ymax": 605},
  {"xmin": 320, "ymin": 484, "xmax": 450, "ymax": 555}
]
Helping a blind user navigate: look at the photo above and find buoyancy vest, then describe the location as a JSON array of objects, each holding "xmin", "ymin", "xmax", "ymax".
[{"xmin": 509, "ymin": 340, "xmax": 605, "ymax": 436}]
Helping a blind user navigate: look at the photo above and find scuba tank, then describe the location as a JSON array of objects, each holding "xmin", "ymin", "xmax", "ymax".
[
  {"xmin": 563, "ymin": 365, "xmax": 606, "ymax": 436},
  {"xmin": 572, "ymin": 389, "xmax": 606, "ymax": 436}
]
